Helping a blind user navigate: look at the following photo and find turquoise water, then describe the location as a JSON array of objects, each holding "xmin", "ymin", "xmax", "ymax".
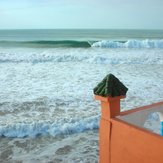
[{"xmin": 0, "ymin": 29, "xmax": 163, "ymax": 41}]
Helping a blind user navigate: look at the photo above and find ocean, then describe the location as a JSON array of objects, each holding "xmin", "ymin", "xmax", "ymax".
[{"xmin": 0, "ymin": 29, "xmax": 163, "ymax": 163}]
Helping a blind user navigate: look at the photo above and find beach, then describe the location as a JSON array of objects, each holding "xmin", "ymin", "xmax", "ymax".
[{"xmin": 0, "ymin": 29, "xmax": 163, "ymax": 162}]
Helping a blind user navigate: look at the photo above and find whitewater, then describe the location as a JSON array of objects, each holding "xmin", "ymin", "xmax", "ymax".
[{"xmin": 0, "ymin": 29, "xmax": 163, "ymax": 162}]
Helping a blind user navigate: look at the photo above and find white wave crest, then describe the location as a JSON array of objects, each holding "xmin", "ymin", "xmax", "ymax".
[
  {"xmin": 92, "ymin": 39, "xmax": 163, "ymax": 48},
  {"xmin": 0, "ymin": 116, "xmax": 99, "ymax": 138}
]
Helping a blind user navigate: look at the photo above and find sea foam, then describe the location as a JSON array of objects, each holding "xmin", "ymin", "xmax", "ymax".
[
  {"xmin": 0, "ymin": 116, "xmax": 99, "ymax": 138},
  {"xmin": 0, "ymin": 47, "xmax": 163, "ymax": 65},
  {"xmin": 0, "ymin": 46, "xmax": 163, "ymax": 139},
  {"xmin": 92, "ymin": 39, "xmax": 163, "ymax": 48}
]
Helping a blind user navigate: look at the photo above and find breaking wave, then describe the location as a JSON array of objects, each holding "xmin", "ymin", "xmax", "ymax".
[
  {"xmin": 0, "ymin": 116, "xmax": 99, "ymax": 138},
  {"xmin": 1, "ymin": 39, "xmax": 163, "ymax": 48},
  {"xmin": 92, "ymin": 39, "xmax": 163, "ymax": 48}
]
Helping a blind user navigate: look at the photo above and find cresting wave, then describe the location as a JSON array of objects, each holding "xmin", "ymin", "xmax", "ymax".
[
  {"xmin": 0, "ymin": 116, "xmax": 99, "ymax": 138},
  {"xmin": 92, "ymin": 39, "xmax": 163, "ymax": 48},
  {"xmin": 0, "ymin": 39, "xmax": 163, "ymax": 48}
]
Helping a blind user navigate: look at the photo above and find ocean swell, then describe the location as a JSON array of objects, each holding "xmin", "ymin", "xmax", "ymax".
[{"xmin": 0, "ymin": 40, "xmax": 92, "ymax": 48}]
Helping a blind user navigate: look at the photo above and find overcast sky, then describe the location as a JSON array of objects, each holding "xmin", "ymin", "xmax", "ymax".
[{"xmin": 0, "ymin": 0, "xmax": 163, "ymax": 29}]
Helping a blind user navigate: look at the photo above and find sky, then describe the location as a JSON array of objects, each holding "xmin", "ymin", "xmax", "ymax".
[{"xmin": 0, "ymin": 0, "xmax": 163, "ymax": 29}]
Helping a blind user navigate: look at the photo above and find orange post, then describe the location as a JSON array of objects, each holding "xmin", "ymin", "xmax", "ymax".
[{"xmin": 95, "ymin": 95, "xmax": 126, "ymax": 163}]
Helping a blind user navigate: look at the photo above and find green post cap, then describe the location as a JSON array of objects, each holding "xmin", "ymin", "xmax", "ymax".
[{"xmin": 93, "ymin": 74, "xmax": 128, "ymax": 97}]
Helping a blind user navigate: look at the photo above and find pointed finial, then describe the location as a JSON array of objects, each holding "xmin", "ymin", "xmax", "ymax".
[{"xmin": 93, "ymin": 74, "xmax": 128, "ymax": 97}]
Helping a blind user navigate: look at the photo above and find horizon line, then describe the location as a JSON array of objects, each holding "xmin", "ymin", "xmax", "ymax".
[{"xmin": 0, "ymin": 28, "xmax": 163, "ymax": 31}]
